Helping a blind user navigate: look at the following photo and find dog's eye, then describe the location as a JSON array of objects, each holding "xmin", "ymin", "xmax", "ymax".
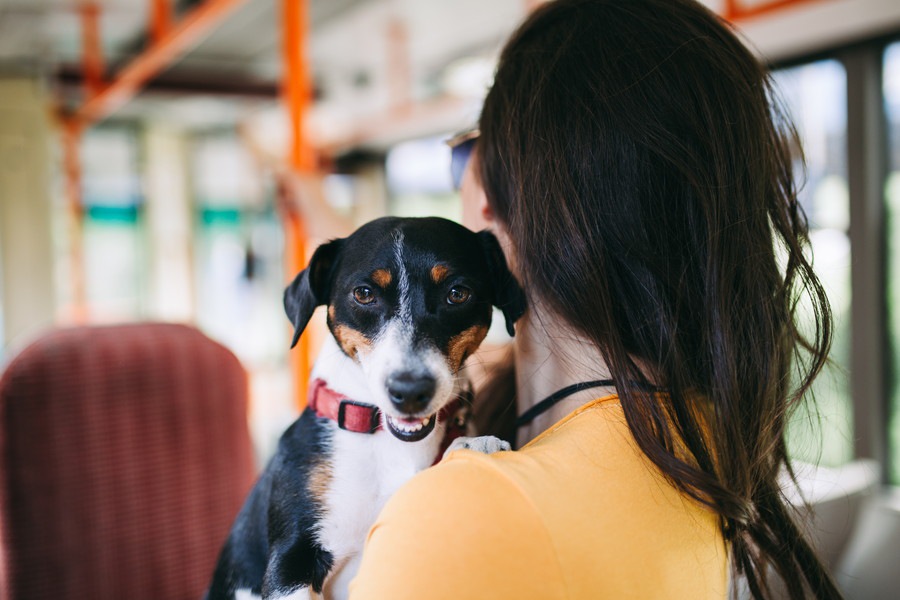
[
  {"xmin": 353, "ymin": 286, "xmax": 376, "ymax": 305},
  {"xmin": 447, "ymin": 286, "xmax": 471, "ymax": 305}
]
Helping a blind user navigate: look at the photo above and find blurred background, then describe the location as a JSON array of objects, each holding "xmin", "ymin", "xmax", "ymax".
[
  {"xmin": 1, "ymin": 0, "xmax": 900, "ymax": 470},
  {"xmin": 1, "ymin": 2, "xmax": 900, "ymax": 593}
]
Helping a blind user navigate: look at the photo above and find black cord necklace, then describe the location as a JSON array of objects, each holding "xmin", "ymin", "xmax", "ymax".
[{"xmin": 516, "ymin": 379, "xmax": 616, "ymax": 428}]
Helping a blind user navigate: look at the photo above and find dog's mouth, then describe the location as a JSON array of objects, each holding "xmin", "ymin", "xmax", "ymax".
[{"xmin": 384, "ymin": 413, "xmax": 437, "ymax": 442}]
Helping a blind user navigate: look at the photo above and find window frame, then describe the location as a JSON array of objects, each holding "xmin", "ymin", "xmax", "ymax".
[{"xmin": 770, "ymin": 30, "xmax": 900, "ymax": 486}]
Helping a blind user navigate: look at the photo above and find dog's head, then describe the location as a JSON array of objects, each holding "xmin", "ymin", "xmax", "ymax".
[{"xmin": 284, "ymin": 216, "xmax": 525, "ymax": 442}]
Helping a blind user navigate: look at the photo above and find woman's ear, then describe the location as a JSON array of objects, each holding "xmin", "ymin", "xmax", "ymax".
[
  {"xmin": 479, "ymin": 189, "xmax": 494, "ymax": 223},
  {"xmin": 477, "ymin": 230, "xmax": 526, "ymax": 337},
  {"xmin": 283, "ymin": 239, "xmax": 344, "ymax": 348},
  {"xmin": 460, "ymin": 153, "xmax": 495, "ymax": 232}
]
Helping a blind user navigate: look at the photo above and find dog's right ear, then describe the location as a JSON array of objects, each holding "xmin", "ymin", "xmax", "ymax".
[
  {"xmin": 477, "ymin": 230, "xmax": 527, "ymax": 337},
  {"xmin": 284, "ymin": 239, "xmax": 344, "ymax": 348}
]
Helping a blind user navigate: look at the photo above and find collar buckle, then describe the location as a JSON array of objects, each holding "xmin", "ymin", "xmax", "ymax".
[{"xmin": 337, "ymin": 399, "xmax": 381, "ymax": 434}]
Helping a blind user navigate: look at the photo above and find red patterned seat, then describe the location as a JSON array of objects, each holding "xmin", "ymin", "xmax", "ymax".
[{"xmin": 0, "ymin": 323, "xmax": 256, "ymax": 599}]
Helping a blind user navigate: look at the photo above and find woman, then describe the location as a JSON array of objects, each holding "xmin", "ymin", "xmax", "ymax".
[{"xmin": 350, "ymin": 0, "xmax": 841, "ymax": 598}]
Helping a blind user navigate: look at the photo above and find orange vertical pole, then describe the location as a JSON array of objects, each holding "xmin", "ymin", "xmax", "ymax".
[
  {"xmin": 150, "ymin": 0, "xmax": 173, "ymax": 44},
  {"xmin": 61, "ymin": 119, "xmax": 88, "ymax": 323},
  {"xmin": 68, "ymin": 3, "xmax": 100, "ymax": 323},
  {"xmin": 74, "ymin": 0, "xmax": 250, "ymax": 124},
  {"xmin": 283, "ymin": 0, "xmax": 315, "ymax": 410},
  {"xmin": 81, "ymin": 3, "xmax": 105, "ymax": 98}
]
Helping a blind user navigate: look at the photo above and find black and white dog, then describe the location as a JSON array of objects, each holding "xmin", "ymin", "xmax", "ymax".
[{"xmin": 206, "ymin": 217, "xmax": 525, "ymax": 600}]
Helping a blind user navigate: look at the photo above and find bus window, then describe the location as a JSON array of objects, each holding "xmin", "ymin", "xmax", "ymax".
[
  {"xmin": 884, "ymin": 42, "xmax": 900, "ymax": 484},
  {"xmin": 771, "ymin": 60, "xmax": 853, "ymax": 468}
]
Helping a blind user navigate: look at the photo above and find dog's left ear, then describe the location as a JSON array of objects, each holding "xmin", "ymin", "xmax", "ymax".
[
  {"xmin": 284, "ymin": 238, "xmax": 344, "ymax": 348},
  {"xmin": 478, "ymin": 230, "xmax": 527, "ymax": 337}
]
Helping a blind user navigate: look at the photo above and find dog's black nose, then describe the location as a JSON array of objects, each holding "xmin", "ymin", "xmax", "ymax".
[{"xmin": 387, "ymin": 373, "xmax": 436, "ymax": 413}]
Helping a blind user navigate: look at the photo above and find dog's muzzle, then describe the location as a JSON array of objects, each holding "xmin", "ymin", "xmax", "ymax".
[{"xmin": 383, "ymin": 371, "xmax": 441, "ymax": 442}]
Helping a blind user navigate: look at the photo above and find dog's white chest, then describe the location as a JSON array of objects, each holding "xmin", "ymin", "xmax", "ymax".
[
  {"xmin": 318, "ymin": 425, "xmax": 440, "ymax": 555},
  {"xmin": 301, "ymin": 336, "xmax": 446, "ymax": 599},
  {"xmin": 316, "ymin": 426, "xmax": 441, "ymax": 599}
]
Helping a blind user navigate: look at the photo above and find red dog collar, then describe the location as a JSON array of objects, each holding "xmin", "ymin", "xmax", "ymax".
[
  {"xmin": 308, "ymin": 378, "xmax": 382, "ymax": 433},
  {"xmin": 307, "ymin": 378, "xmax": 471, "ymax": 463}
]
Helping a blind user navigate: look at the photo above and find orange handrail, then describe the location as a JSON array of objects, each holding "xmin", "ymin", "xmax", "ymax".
[
  {"xmin": 60, "ymin": 0, "xmax": 251, "ymax": 321},
  {"xmin": 71, "ymin": 0, "xmax": 249, "ymax": 126},
  {"xmin": 724, "ymin": 0, "xmax": 829, "ymax": 21}
]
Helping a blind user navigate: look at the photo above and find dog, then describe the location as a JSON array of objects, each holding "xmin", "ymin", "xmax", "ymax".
[{"xmin": 206, "ymin": 216, "xmax": 525, "ymax": 600}]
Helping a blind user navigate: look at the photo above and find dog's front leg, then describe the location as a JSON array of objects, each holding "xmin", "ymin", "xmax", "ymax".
[
  {"xmin": 235, "ymin": 590, "xmax": 315, "ymax": 600},
  {"xmin": 261, "ymin": 535, "xmax": 332, "ymax": 600},
  {"xmin": 262, "ymin": 474, "xmax": 335, "ymax": 600},
  {"xmin": 255, "ymin": 588, "xmax": 315, "ymax": 600},
  {"xmin": 443, "ymin": 435, "xmax": 512, "ymax": 459}
]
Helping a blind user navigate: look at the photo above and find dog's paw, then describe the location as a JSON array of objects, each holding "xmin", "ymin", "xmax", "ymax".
[{"xmin": 443, "ymin": 435, "xmax": 511, "ymax": 459}]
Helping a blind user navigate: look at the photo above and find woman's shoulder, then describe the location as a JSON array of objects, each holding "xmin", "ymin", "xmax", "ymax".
[
  {"xmin": 349, "ymin": 396, "xmax": 727, "ymax": 599},
  {"xmin": 349, "ymin": 450, "xmax": 566, "ymax": 600},
  {"xmin": 376, "ymin": 395, "xmax": 630, "ymax": 531}
]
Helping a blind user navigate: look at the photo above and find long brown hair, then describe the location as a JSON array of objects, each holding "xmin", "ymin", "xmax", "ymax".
[{"xmin": 478, "ymin": 1, "xmax": 840, "ymax": 598}]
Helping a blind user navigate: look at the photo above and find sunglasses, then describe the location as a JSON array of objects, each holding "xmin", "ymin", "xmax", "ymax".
[{"xmin": 447, "ymin": 128, "xmax": 480, "ymax": 190}]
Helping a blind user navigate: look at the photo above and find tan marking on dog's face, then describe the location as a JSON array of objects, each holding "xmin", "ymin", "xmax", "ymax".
[
  {"xmin": 328, "ymin": 306, "xmax": 336, "ymax": 323},
  {"xmin": 371, "ymin": 269, "xmax": 392, "ymax": 288},
  {"xmin": 430, "ymin": 264, "xmax": 450, "ymax": 284},
  {"xmin": 308, "ymin": 460, "xmax": 332, "ymax": 505},
  {"xmin": 447, "ymin": 325, "xmax": 489, "ymax": 372},
  {"xmin": 333, "ymin": 325, "xmax": 372, "ymax": 360}
]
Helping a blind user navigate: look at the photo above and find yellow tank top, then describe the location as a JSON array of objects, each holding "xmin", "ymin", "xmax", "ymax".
[{"xmin": 349, "ymin": 395, "xmax": 728, "ymax": 599}]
